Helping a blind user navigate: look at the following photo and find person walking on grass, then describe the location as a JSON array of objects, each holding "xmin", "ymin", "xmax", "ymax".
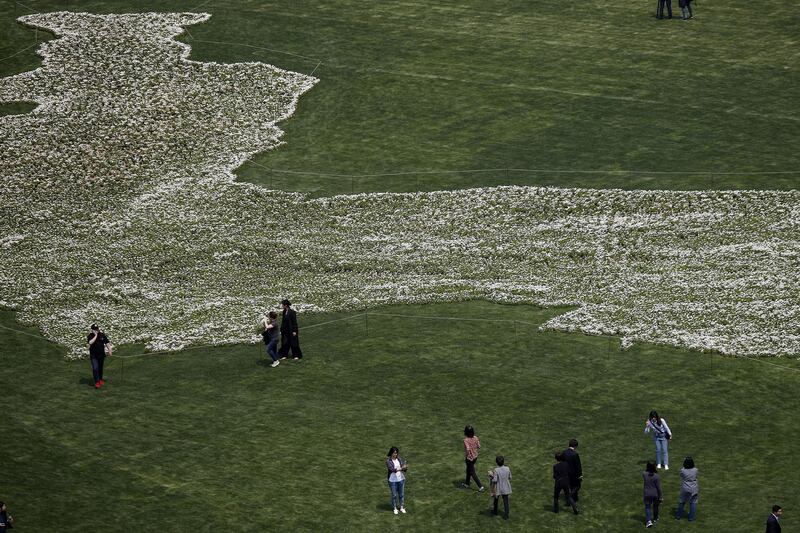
[
  {"xmin": 674, "ymin": 456, "xmax": 699, "ymax": 521},
  {"xmin": 562, "ymin": 438, "xmax": 583, "ymax": 502},
  {"xmin": 644, "ymin": 410, "xmax": 672, "ymax": 469},
  {"xmin": 87, "ymin": 323, "xmax": 111, "ymax": 389},
  {"xmin": 386, "ymin": 446, "xmax": 408, "ymax": 515},
  {"xmin": 488, "ymin": 455, "xmax": 512, "ymax": 520},
  {"xmin": 461, "ymin": 425, "xmax": 485, "ymax": 492},
  {"xmin": 643, "ymin": 460, "xmax": 663, "ymax": 528},
  {"xmin": 553, "ymin": 452, "xmax": 579, "ymax": 514},
  {"xmin": 278, "ymin": 299, "xmax": 303, "ymax": 360},
  {"xmin": 260, "ymin": 311, "xmax": 280, "ymax": 367},
  {"xmin": 766, "ymin": 505, "xmax": 783, "ymax": 533}
]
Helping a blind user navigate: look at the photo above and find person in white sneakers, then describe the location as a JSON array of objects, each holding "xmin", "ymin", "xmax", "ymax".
[
  {"xmin": 386, "ymin": 446, "xmax": 408, "ymax": 515},
  {"xmin": 644, "ymin": 410, "xmax": 672, "ymax": 469}
]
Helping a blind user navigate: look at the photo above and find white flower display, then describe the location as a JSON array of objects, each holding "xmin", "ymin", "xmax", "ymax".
[{"xmin": 0, "ymin": 12, "xmax": 798, "ymax": 358}]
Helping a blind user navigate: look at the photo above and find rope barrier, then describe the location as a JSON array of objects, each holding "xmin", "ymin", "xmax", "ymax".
[
  {"xmin": 245, "ymin": 159, "xmax": 800, "ymax": 182},
  {"xmin": 0, "ymin": 314, "xmax": 798, "ymax": 371},
  {"xmin": 0, "ymin": 42, "xmax": 38, "ymax": 63}
]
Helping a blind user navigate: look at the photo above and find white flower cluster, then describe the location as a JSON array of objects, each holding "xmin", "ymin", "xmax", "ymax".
[{"xmin": 0, "ymin": 12, "xmax": 797, "ymax": 358}]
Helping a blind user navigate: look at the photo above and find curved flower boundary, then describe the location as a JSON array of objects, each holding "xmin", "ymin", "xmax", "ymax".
[{"xmin": 0, "ymin": 12, "xmax": 798, "ymax": 358}]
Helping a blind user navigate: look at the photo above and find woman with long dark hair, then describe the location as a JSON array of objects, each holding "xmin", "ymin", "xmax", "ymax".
[
  {"xmin": 385, "ymin": 446, "xmax": 408, "ymax": 515},
  {"xmin": 461, "ymin": 425, "xmax": 485, "ymax": 492},
  {"xmin": 642, "ymin": 460, "xmax": 662, "ymax": 528},
  {"xmin": 644, "ymin": 410, "xmax": 672, "ymax": 470}
]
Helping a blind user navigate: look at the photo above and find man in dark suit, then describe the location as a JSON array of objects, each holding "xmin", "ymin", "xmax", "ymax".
[
  {"xmin": 278, "ymin": 299, "xmax": 303, "ymax": 360},
  {"xmin": 562, "ymin": 438, "xmax": 583, "ymax": 502},
  {"xmin": 766, "ymin": 505, "xmax": 783, "ymax": 533}
]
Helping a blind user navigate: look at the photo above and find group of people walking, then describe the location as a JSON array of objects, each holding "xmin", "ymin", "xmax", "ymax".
[
  {"xmin": 383, "ymin": 416, "xmax": 783, "ymax": 531},
  {"xmin": 656, "ymin": 0, "xmax": 694, "ymax": 20}
]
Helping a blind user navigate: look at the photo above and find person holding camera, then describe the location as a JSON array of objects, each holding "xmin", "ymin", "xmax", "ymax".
[
  {"xmin": 0, "ymin": 501, "xmax": 14, "ymax": 532},
  {"xmin": 386, "ymin": 446, "xmax": 408, "ymax": 515},
  {"xmin": 87, "ymin": 323, "xmax": 111, "ymax": 389},
  {"xmin": 644, "ymin": 410, "xmax": 672, "ymax": 470}
]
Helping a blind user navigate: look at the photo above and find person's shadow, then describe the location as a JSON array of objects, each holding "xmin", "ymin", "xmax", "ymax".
[{"xmin": 78, "ymin": 377, "xmax": 94, "ymax": 386}]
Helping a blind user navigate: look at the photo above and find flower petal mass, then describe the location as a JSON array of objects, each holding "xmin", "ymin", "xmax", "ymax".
[{"xmin": 0, "ymin": 12, "xmax": 798, "ymax": 358}]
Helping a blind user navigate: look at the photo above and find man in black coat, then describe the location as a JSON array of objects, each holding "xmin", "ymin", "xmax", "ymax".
[
  {"xmin": 562, "ymin": 438, "xmax": 583, "ymax": 502},
  {"xmin": 278, "ymin": 299, "xmax": 303, "ymax": 360},
  {"xmin": 553, "ymin": 453, "xmax": 579, "ymax": 514},
  {"xmin": 766, "ymin": 505, "xmax": 783, "ymax": 533}
]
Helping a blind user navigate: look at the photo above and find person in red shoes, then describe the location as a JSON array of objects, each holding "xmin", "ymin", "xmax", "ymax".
[{"xmin": 87, "ymin": 324, "xmax": 111, "ymax": 388}]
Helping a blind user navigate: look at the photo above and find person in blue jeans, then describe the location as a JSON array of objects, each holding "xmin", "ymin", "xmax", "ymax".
[
  {"xmin": 261, "ymin": 311, "xmax": 280, "ymax": 367},
  {"xmin": 644, "ymin": 410, "xmax": 672, "ymax": 469},
  {"xmin": 675, "ymin": 456, "xmax": 699, "ymax": 521},
  {"xmin": 642, "ymin": 460, "xmax": 662, "ymax": 528},
  {"xmin": 386, "ymin": 446, "xmax": 408, "ymax": 515}
]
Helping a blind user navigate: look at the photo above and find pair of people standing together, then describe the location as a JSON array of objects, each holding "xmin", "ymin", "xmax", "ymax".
[{"xmin": 261, "ymin": 299, "xmax": 302, "ymax": 366}]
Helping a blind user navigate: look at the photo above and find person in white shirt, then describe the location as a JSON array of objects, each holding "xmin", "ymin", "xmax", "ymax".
[{"xmin": 385, "ymin": 446, "xmax": 408, "ymax": 515}]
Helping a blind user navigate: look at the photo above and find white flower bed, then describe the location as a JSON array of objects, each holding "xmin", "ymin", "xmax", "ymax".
[{"xmin": 0, "ymin": 12, "xmax": 798, "ymax": 358}]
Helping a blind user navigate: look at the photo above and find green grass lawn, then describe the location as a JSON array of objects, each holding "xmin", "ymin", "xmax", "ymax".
[
  {"xmin": 3, "ymin": 304, "xmax": 800, "ymax": 531},
  {"xmin": 2, "ymin": 0, "xmax": 799, "ymax": 530}
]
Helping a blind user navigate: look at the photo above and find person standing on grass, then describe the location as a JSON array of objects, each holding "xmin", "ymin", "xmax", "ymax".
[
  {"xmin": 766, "ymin": 505, "xmax": 783, "ymax": 533},
  {"xmin": 656, "ymin": 0, "xmax": 673, "ymax": 19},
  {"xmin": 461, "ymin": 425, "xmax": 485, "ymax": 492},
  {"xmin": 278, "ymin": 299, "xmax": 302, "ymax": 360},
  {"xmin": 674, "ymin": 456, "xmax": 699, "ymax": 521},
  {"xmin": 562, "ymin": 438, "xmax": 583, "ymax": 502},
  {"xmin": 87, "ymin": 323, "xmax": 111, "ymax": 389},
  {"xmin": 386, "ymin": 446, "xmax": 408, "ymax": 515},
  {"xmin": 553, "ymin": 452, "xmax": 579, "ymax": 514},
  {"xmin": 0, "ymin": 501, "xmax": 14, "ymax": 532},
  {"xmin": 488, "ymin": 455, "xmax": 512, "ymax": 520},
  {"xmin": 642, "ymin": 460, "xmax": 662, "ymax": 528},
  {"xmin": 261, "ymin": 311, "xmax": 280, "ymax": 367},
  {"xmin": 644, "ymin": 410, "xmax": 672, "ymax": 469}
]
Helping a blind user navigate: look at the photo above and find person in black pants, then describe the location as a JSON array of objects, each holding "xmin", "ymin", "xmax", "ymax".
[
  {"xmin": 278, "ymin": 299, "xmax": 303, "ymax": 360},
  {"xmin": 562, "ymin": 438, "xmax": 583, "ymax": 502},
  {"xmin": 553, "ymin": 453, "xmax": 579, "ymax": 514},
  {"xmin": 87, "ymin": 323, "xmax": 111, "ymax": 389},
  {"xmin": 0, "ymin": 501, "xmax": 14, "ymax": 532},
  {"xmin": 657, "ymin": 0, "xmax": 673, "ymax": 19}
]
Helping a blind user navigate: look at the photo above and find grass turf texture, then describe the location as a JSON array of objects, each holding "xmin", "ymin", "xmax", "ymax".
[
  {"xmin": 3, "ymin": 304, "xmax": 800, "ymax": 531},
  {"xmin": 1, "ymin": 0, "xmax": 799, "ymax": 531}
]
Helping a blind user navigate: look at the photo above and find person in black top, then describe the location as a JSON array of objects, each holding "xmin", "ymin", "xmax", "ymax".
[
  {"xmin": 766, "ymin": 505, "xmax": 783, "ymax": 533},
  {"xmin": 278, "ymin": 299, "xmax": 303, "ymax": 360},
  {"xmin": 87, "ymin": 323, "xmax": 111, "ymax": 389},
  {"xmin": 0, "ymin": 500, "xmax": 15, "ymax": 532},
  {"xmin": 261, "ymin": 310, "xmax": 281, "ymax": 367},
  {"xmin": 562, "ymin": 438, "xmax": 583, "ymax": 502},
  {"xmin": 553, "ymin": 453, "xmax": 579, "ymax": 514}
]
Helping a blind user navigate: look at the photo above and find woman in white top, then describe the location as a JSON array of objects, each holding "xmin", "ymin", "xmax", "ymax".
[
  {"xmin": 385, "ymin": 447, "xmax": 408, "ymax": 515},
  {"xmin": 644, "ymin": 410, "xmax": 672, "ymax": 469}
]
